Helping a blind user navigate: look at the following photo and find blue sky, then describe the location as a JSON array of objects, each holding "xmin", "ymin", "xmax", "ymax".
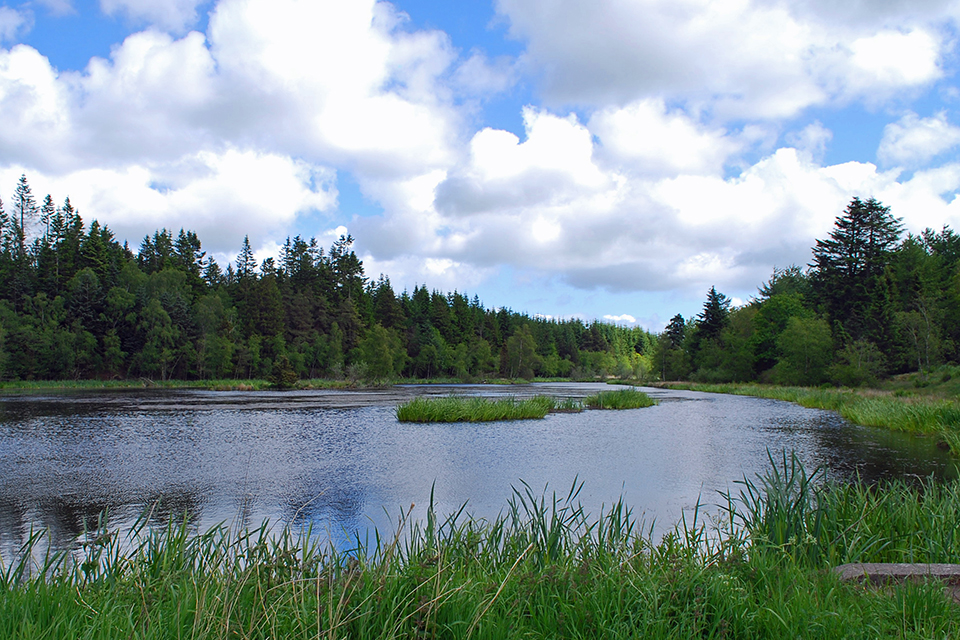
[{"xmin": 2, "ymin": 0, "xmax": 960, "ymax": 330}]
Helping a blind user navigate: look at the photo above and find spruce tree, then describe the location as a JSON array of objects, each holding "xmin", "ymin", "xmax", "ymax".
[{"xmin": 811, "ymin": 197, "xmax": 903, "ymax": 348}]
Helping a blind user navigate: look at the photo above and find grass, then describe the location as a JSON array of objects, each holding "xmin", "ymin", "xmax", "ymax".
[
  {"xmin": 3, "ymin": 455, "xmax": 960, "ymax": 638},
  {"xmin": 659, "ymin": 381, "xmax": 960, "ymax": 453},
  {"xmin": 584, "ymin": 387, "xmax": 658, "ymax": 410},
  {"xmin": 395, "ymin": 395, "xmax": 557, "ymax": 422}
]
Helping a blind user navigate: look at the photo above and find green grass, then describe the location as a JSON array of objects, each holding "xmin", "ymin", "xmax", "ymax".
[
  {"xmin": 395, "ymin": 395, "xmax": 557, "ymax": 422},
  {"xmin": 4, "ymin": 456, "xmax": 960, "ymax": 638},
  {"xmin": 584, "ymin": 387, "xmax": 658, "ymax": 409}
]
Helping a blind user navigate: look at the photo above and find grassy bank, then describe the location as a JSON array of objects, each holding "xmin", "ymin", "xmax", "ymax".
[
  {"xmin": 584, "ymin": 387, "xmax": 657, "ymax": 409},
  {"xmin": 0, "ymin": 376, "xmax": 581, "ymax": 393},
  {"xmin": 657, "ymin": 381, "xmax": 960, "ymax": 452},
  {"xmin": 0, "ymin": 378, "xmax": 340, "ymax": 392},
  {"xmin": 3, "ymin": 456, "xmax": 960, "ymax": 638}
]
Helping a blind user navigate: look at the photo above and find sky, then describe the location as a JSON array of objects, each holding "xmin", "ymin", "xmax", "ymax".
[{"xmin": 2, "ymin": 0, "xmax": 960, "ymax": 330}]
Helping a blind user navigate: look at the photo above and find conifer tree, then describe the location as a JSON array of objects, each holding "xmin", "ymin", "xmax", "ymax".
[
  {"xmin": 811, "ymin": 197, "xmax": 903, "ymax": 349},
  {"xmin": 12, "ymin": 174, "xmax": 37, "ymax": 251}
]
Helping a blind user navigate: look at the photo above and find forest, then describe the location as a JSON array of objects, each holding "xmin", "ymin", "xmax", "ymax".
[
  {"xmin": 0, "ymin": 175, "xmax": 654, "ymax": 383},
  {"xmin": 658, "ymin": 196, "xmax": 959, "ymax": 386},
  {"xmin": 0, "ymin": 173, "xmax": 952, "ymax": 387}
]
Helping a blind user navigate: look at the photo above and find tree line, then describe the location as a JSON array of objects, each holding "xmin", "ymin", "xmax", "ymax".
[
  {"xmin": 657, "ymin": 197, "xmax": 959, "ymax": 386},
  {"xmin": 0, "ymin": 175, "xmax": 655, "ymax": 383}
]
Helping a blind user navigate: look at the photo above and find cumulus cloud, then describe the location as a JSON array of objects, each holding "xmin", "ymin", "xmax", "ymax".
[
  {"xmin": 100, "ymin": 0, "xmax": 207, "ymax": 32},
  {"xmin": 0, "ymin": 45, "xmax": 73, "ymax": 169},
  {"xmin": 589, "ymin": 99, "xmax": 740, "ymax": 177},
  {"xmin": 496, "ymin": 0, "xmax": 945, "ymax": 118},
  {"xmin": 0, "ymin": 148, "xmax": 336, "ymax": 253},
  {"xmin": 878, "ymin": 111, "xmax": 960, "ymax": 167},
  {"xmin": 3, "ymin": 0, "xmax": 960, "ymax": 322},
  {"xmin": 0, "ymin": 0, "xmax": 466, "ymax": 254},
  {"xmin": 435, "ymin": 107, "xmax": 611, "ymax": 216}
]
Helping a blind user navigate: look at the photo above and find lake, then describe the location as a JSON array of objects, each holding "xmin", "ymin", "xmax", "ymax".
[{"xmin": 0, "ymin": 383, "xmax": 956, "ymax": 556}]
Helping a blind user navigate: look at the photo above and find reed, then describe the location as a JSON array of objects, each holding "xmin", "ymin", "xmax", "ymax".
[
  {"xmin": 395, "ymin": 395, "xmax": 555, "ymax": 422},
  {"xmin": 583, "ymin": 387, "xmax": 657, "ymax": 410}
]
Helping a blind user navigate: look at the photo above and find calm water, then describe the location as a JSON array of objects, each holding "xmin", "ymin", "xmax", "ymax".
[{"xmin": 0, "ymin": 383, "xmax": 956, "ymax": 554}]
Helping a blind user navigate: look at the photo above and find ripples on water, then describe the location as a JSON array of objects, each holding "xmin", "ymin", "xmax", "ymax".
[{"xmin": 0, "ymin": 383, "xmax": 956, "ymax": 555}]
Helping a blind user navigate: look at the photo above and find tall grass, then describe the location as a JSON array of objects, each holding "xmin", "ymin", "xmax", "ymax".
[
  {"xmin": 584, "ymin": 387, "xmax": 657, "ymax": 409},
  {"xmin": 395, "ymin": 395, "xmax": 555, "ymax": 422},
  {"xmin": 4, "ymin": 455, "xmax": 960, "ymax": 637},
  {"xmin": 6, "ymin": 456, "xmax": 960, "ymax": 638}
]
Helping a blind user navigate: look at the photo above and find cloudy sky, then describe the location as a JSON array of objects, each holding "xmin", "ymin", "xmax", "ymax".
[{"xmin": 2, "ymin": 0, "xmax": 960, "ymax": 329}]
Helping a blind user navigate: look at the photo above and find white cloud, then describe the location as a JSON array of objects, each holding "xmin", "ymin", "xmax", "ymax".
[
  {"xmin": 0, "ymin": 7, "xmax": 30, "ymax": 43},
  {"xmin": 589, "ymin": 99, "xmax": 740, "ymax": 177},
  {"xmin": 603, "ymin": 314, "xmax": 636, "ymax": 324},
  {"xmin": 878, "ymin": 111, "xmax": 960, "ymax": 167},
  {"xmin": 0, "ymin": 0, "xmax": 465, "ymax": 256},
  {"xmin": 847, "ymin": 29, "xmax": 941, "ymax": 91},
  {"xmin": 100, "ymin": 0, "xmax": 207, "ymax": 32},
  {"xmin": 435, "ymin": 107, "xmax": 611, "ymax": 216},
  {"xmin": 0, "ymin": 45, "xmax": 73, "ymax": 169},
  {"xmin": 784, "ymin": 121, "xmax": 832, "ymax": 162},
  {"xmin": 0, "ymin": 148, "xmax": 336, "ymax": 253},
  {"xmin": 3, "ymin": 0, "xmax": 960, "ymax": 317},
  {"xmin": 452, "ymin": 51, "xmax": 517, "ymax": 96},
  {"xmin": 496, "ymin": 0, "xmax": 946, "ymax": 119}
]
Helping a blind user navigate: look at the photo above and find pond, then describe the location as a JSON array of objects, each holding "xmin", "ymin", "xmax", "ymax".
[{"xmin": 0, "ymin": 383, "xmax": 956, "ymax": 556}]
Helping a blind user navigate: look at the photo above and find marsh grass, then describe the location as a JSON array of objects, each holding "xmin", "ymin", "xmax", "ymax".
[
  {"xmin": 395, "ymin": 395, "xmax": 557, "ymax": 422},
  {"xmin": 584, "ymin": 387, "xmax": 657, "ymax": 410},
  {"xmin": 4, "ymin": 454, "xmax": 960, "ymax": 638}
]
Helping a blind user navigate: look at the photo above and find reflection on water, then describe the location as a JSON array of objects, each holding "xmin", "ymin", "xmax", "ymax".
[{"xmin": 0, "ymin": 383, "xmax": 956, "ymax": 555}]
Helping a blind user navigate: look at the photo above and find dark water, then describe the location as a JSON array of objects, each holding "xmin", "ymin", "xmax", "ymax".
[{"xmin": 0, "ymin": 383, "xmax": 956, "ymax": 555}]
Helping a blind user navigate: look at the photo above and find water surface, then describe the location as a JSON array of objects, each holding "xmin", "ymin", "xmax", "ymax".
[{"xmin": 0, "ymin": 383, "xmax": 955, "ymax": 554}]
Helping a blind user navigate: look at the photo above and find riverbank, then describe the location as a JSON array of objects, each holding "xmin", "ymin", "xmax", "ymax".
[
  {"xmin": 3, "ymin": 457, "xmax": 958, "ymax": 638},
  {"xmin": 652, "ymin": 381, "xmax": 960, "ymax": 453},
  {"xmin": 0, "ymin": 376, "xmax": 580, "ymax": 393}
]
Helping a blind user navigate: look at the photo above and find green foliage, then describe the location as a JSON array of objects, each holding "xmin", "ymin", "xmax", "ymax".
[
  {"xmin": 772, "ymin": 316, "xmax": 833, "ymax": 385},
  {"xmin": 269, "ymin": 353, "xmax": 298, "ymax": 389},
  {"xmin": 503, "ymin": 324, "xmax": 542, "ymax": 379}
]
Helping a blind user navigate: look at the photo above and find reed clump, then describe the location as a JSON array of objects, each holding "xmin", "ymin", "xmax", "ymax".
[
  {"xmin": 4, "ymin": 454, "xmax": 960, "ymax": 638},
  {"xmin": 395, "ymin": 395, "xmax": 556, "ymax": 422},
  {"xmin": 584, "ymin": 387, "xmax": 657, "ymax": 410}
]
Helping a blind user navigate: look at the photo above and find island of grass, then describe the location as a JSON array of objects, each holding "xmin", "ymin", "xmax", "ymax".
[
  {"xmin": 396, "ymin": 390, "xmax": 657, "ymax": 422},
  {"xmin": 396, "ymin": 395, "xmax": 556, "ymax": 422},
  {"xmin": 584, "ymin": 387, "xmax": 657, "ymax": 409}
]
